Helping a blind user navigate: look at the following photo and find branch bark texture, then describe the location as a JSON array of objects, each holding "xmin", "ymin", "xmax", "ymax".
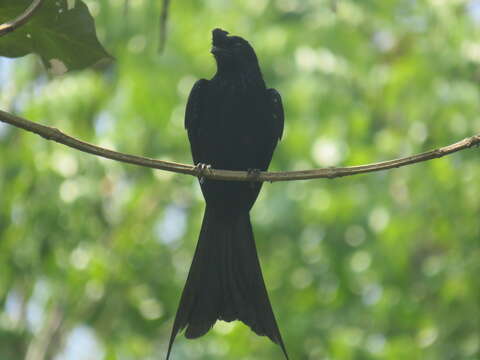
[
  {"xmin": 1, "ymin": 109, "xmax": 478, "ymax": 182},
  {"xmin": 0, "ymin": 0, "xmax": 44, "ymax": 36}
]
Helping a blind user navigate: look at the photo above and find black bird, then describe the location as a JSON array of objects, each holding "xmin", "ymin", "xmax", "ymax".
[{"xmin": 166, "ymin": 28, "xmax": 287, "ymax": 359}]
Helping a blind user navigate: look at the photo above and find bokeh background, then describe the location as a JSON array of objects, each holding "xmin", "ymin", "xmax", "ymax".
[{"xmin": 1, "ymin": 0, "xmax": 479, "ymax": 359}]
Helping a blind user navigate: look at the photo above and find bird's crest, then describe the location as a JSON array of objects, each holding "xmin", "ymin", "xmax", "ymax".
[{"xmin": 212, "ymin": 28, "xmax": 229, "ymax": 47}]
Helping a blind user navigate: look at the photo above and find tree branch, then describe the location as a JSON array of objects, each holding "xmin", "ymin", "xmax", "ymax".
[
  {"xmin": 0, "ymin": 0, "xmax": 44, "ymax": 37},
  {"xmin": 1, "ymin": 109, "xmax": 478, "ymax": 182}
]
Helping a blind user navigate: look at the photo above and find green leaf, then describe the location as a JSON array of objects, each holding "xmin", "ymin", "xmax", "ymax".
[{"xmin": 0, "ymin": 0, "xmax": 112, "ymax": 73}]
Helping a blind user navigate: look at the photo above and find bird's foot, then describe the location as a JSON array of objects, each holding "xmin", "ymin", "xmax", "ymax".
[
  {"xmin": 194, "ymin": 163, "xmax": 211, "ymax": 184},
  {"xmin": 247, "ymin": 168, "xmax": 261, "ymax": 189}
]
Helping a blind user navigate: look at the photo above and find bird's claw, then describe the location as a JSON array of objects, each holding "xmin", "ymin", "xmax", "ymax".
[
  {"xmin": 194, "ymin": 163, "xmax": 211, "ymax": 184},
  {"xmin": 247, "ymin": 168, "xmax": 261, "ymax": 177},
  {"xmin": 247, "ymin": 168, "xmax": 261, "ymax": 188}
]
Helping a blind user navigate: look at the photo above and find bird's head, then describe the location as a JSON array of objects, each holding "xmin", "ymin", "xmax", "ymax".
[{"xmin": 211, "ymin": 28, "xmax": 259, "ymax": 73}]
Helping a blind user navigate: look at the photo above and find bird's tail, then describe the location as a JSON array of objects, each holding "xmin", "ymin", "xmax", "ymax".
[{"xmin": 166, "ymin": 206, "xmax": 288, "ymax": 359}]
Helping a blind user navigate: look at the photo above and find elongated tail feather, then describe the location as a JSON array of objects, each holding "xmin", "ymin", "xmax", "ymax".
[{"xmin": 166, "ymin": 207, "xmax": 288, "ymax": 359}]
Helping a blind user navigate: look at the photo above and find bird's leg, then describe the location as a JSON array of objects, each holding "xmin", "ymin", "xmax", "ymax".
[
  {"xmin": 247, "ymin": 168, "xmax": 261, "ymax": 189},
  {"xmin": 194, "ymin": 163, "xmax": 211, "ymax": 184}
]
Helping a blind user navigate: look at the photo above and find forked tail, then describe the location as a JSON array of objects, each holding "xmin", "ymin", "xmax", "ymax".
[{"xmin": 166, "ymin": 206, "xmax": 288, "ymax": 359}]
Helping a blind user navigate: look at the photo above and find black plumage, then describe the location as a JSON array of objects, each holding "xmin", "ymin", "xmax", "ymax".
[{"xmin": 166, "ymin": 28, "xmax": 287, "ymax": 359}]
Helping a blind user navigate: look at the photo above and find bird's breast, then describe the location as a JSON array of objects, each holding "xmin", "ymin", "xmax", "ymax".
[
  {"xmin": 206, "ymin": 81, "xmax": 266, "ymax": 128},
  {"xmin": 198, "ymin": 79, "xmax": 273, "ymax": 170}
]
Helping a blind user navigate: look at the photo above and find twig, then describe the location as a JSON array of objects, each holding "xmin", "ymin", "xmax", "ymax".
[
  {"xmin": 0, "ymin": 109, "xmax": 478, "ymax": 182},
  {"xmin": 330, "ymin": 0, "xmax": 338, "ymax": 12},
  {"xmin": 158, "ymin": 0, "xmax": 171, "ymax": 53},
  {"xmin": 25, "ymin": 304, "xmax": 65, "ymax": 360},
  {"xmin": 0, "ymin": 0, "xmax": 44, "ymax": 37}
]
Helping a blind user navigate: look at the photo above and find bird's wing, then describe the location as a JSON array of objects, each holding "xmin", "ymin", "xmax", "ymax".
[
  {"xmin": 185, "ymin": 79, "xmax": 209, "ymax": 164},
  {"xmin": 185, "ymin": 79, "xmax": 209, "ymax": 131},
  {"xmin": 267, "ymin": 88, "xmax": 284, "ymax": 141}
]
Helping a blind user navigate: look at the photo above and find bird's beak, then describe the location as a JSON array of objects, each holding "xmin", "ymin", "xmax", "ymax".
[{"xmin": 211, "ymin": 46, "xmax": 227, "ymax": 55}]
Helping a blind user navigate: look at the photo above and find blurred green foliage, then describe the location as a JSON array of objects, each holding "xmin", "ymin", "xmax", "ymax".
[{"xmin": 1, "ymin": 0, "xmax": 479, "ymax": 359}]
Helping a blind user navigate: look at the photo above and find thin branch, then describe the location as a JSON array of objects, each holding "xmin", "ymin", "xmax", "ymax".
[
  {"xmin": 123, "ymin": 0, "xmax": 130, "ymax": 17},
  {"xmin": 0, "ymin": 109, "xmax": 478, "ymax": 182},
  {"xmin": 0, "ymin": 0, "xmax": 44, "ymax": 37},
  {"xmin": 0, "ymin": 109, "xmax": 193, "ymax": 175},
  {"xmin": 25, "ymin": 304, "xmax": 65, "ymax": 360},
  {"xmin": 330, "ymin": 0, "xmax": 338, "ymax": 12},
  {"xmin": 158, "ymin": 0, "xmax": 171, "ymax": 53}
]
